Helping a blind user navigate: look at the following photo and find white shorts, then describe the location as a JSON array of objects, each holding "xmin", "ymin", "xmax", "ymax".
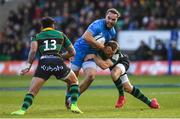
[
  {"xmin": 70, "ymin": 61, "xmax": 97, "ymax": 71},
  {"xmin": 120, "ymin": 74, "xmax": 129, "ymax": 84},
  {"xmin": 70, "ymin": 63, "xmax": 81, "ymax": 71},
  {"xmin": 115, "ymin": 63, "xmax": 126, "ymax": 75},
  {"xmin": 82, "ymin": 61, "xmax": 97, "ymax": 70}
]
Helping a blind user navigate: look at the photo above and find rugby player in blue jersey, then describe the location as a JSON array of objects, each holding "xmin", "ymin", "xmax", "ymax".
[{"xmin": 65, "ymin": 8, "xmax": 120, "ymax": 108}]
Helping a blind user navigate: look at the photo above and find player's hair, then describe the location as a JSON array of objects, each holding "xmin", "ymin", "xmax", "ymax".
[
  {"xmin": 106, "ymin": 8, "xmax": 121, "ymax": 18},
  {"xmin": 41, "ymin": 17, "xmax": 55, "ymax": 28},
  {"xmin": 105, "ymin": 41, "xmax": 119, "ymax": 52}
]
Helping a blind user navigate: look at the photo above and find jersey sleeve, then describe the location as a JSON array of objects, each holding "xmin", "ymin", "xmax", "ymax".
[
  {"xmin": 62, "ymin": 33, "xmax": 72, "ymax": 48},
  {"xmin": 87, "ymin": 21, "xmax": 101, "ymax": 36},
  {"xmin": 31, "ymin": 35, "xmax": 37, "ymax": 42}
]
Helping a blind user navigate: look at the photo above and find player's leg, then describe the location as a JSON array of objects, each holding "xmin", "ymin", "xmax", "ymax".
[
  {"xmin": 64, "ymin": 70, "xmax": 83, "ymax": 113},
  {"xmin": 110, "ymin": 64, "xmax": 126, "ymax": 108},
  {"xmin": 65, "ymin": 49, "xmax": 84, "ymax": 108},
  {"xmin": 11, "ymin": 58, "xmax": 51, "ymax": 115},
  {"xmin": 121, "ymin": 74, "xmax": 160, "ymax": 109},
  {"xmin": 80, "ymin": 61, "xmax": 97, "ymax": 94},
  {"xmin": 11, "ymin": 77, "xmax": 46, "ymax": 115},
  {"xmin": 65, "ymin": 63, "xmax": 81, "ymax": 109}
]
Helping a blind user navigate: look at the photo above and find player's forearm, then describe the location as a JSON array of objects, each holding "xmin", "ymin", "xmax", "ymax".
[
  {"xmin": 26, "ymin": 41, "xmax": 37, "ymax": 65},
  {"xmin": 87, "ymin": 38, "xmax": 104, "ymax": 50},
  {"xmin": 27, "ymin": 50, "xmax": 36, "ymax": 64},
  {"xmin": 62, "ymin": 45, "xmax": 76, "ymax": 59},
  {"xmin": 62, "ymin": 52, "xmax": 74, "ymax": 59},
  {"xmin": 83, "ymin": 31, "xmax": 104, "ymax": 50},
  {"xmin": 93, "ymin": 56, "xmax": 113, "ymax": 70}
]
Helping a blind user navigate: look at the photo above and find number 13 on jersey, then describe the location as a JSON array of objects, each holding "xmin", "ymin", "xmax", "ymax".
[{"xmin": 44, "ymin": 40, "xmax": 57, "ymax": 51}]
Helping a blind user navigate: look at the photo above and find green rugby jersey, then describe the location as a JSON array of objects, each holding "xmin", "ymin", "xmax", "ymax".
[
  {"xmin": 98, "ymin": 49, "xmax": 130, "ymax": 70},
  {"xmin": 31, "ymin": 28, "xmax": 72, "ymax": 57}
]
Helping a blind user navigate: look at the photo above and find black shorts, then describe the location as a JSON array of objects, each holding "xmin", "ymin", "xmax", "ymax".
[{"xmin": 34, "ymin": 56, "xmax": 71, "ymax": 80}]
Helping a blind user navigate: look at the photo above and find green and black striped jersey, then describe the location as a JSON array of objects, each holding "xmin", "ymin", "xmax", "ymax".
[
  {"xmin": 98, "ymin": 49, "xmax": 130, "ymax": 71},
  {"xmin": 31, "ymin": 28, "xmax": 71, "ymax": 57}
]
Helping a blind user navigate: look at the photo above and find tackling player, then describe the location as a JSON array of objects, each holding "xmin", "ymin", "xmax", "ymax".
[{"xmin": 85, "ymin": 41, "xmax": 160, "ymax": 109}]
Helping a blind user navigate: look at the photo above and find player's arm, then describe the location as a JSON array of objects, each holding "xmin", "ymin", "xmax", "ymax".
[
  {"xmin": 62, "ymin": 33, "xmax": 76, "ymax": 59},
  {"xmin": 62, "ymin": 44, "xmax": 76, "ymax": 59},
  {"xmin": 83, "ymin": 31, "xmax": 104, "ymax": 50},
  {"xmin": 84, "ymin": 54, "xmax": 113, "ymax": 70},
  {"xmin": 27, "ymin": 41, "xmax": 37, "ymax": 64},
  {"xmin": 20, "ymin": 41, "xmax": 38, "ymax": 75}
]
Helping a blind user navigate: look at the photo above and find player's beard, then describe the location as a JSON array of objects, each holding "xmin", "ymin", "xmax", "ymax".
[{"xmin": 106, "ymin": 22, "xmax": 114, "ymax": 28}]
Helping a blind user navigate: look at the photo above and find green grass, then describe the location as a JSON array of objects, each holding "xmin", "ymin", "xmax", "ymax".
[{"xmin": 0, "ymin": 75, "xmax": 180, "ymax": 118}]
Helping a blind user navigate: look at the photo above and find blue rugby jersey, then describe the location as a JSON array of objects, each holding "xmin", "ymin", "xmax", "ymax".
[{"xmin": 71, "ymin": 19, "xmax": 116, "ymax": 68}]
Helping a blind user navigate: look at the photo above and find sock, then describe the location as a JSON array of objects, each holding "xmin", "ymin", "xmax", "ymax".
[
  {"xmin": 131, "ymin": 86, "xmax": 151, "ymax": 106},
  {"xmin": 66, "ymin": 92, "xmax": 80, "ymax": 98},
  {"xmin": 114, "ymin": 77, "xmax": 124, "ymax": 96},
  {"xmin": 70, "ymin": 84, "xmax": 79, "ymax": 105},
  {"xmin": 21, "ymin": 93, "xmax": 34, "ymax": 111},
  {"xmin": 66, "ymin": 92, "xmax": 71, "ymax": 98}
]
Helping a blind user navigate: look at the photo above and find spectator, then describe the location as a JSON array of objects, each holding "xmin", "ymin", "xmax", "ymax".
[
  {"xmin": 1, "ymin": 0, "xmax": 179, "ymax": 61},
  {"xmin": 135, "ymin": 40, "xmax": 153, "ymax": 60},
  {"xmin": 153, "ymin": 39, "xmax": 167, "ymax": 61},
  {"xmin": 171, "ymin": 41, "xmax": 180, "ymax": 60}
]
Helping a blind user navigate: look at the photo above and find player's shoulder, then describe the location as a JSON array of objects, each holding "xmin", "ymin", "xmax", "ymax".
[
  {"xmin": 52, "ymin": 29, "xmax": 63, "ymax": 35},
  {"xmin": 91, "ymin": 19, "xmax": 105, "ymax": 26},
  {"xmin": 30, "ymin": 35, "xmax": 37, "ymax": 41},
  {"xmin": 93, "ymin": 19, "xmax": 104, "ymax": 23},
  {"xmin": 52, "ymin": 30, "xmax": 66, "ymax": 38}
]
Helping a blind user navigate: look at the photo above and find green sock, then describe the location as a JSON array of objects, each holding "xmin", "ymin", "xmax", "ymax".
[
  {"xmin": 131, "ymin": 86, "xmax": 151, "ymax": 105},
  {"xmin": 21, "ymin": 93, "xmax": 34, "ymax": 111},
  {"xmin": 114, "ymin": 77, "xmax": 124, "ymax": 96},
  {"xmin": 70, "ymin": 84, "xmax": 79, "ymax": 105}
]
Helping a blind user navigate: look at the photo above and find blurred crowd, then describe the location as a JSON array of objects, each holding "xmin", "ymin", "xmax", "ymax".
[
  {"xmin": 0, "ymin": 0, "xmax": 180, "ymax": 61},
  {"xmin": 134, "ymin": 39, "xmax": 180, "ymax": 61}
]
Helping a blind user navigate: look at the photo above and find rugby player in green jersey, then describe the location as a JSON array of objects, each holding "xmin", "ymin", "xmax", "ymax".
[
  {"xmin": 11, "ymin": 17, "xmax": 83, "ymax": 115},
  {"xmin": 84, "ymin": 41, "xmax": 160, "ymax": 109}
]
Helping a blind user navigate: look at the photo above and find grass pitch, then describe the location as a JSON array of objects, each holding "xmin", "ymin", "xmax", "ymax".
[{"xmin": 0, "ymin": 75, "xmax": 180, "ymax": 118}]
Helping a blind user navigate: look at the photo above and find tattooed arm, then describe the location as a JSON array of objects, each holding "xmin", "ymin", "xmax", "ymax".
[
  {"xmin": 62, "ymin": 44, "xmax": 76, "ymax": 59},
  {"xmin": 84, "ymin": 54, "xmax": 113, "ymax": 70},
  {"xmin": 20, "ymin": 41, "xmax": 38, "ymax": 75},
  {"xmin": 27, "ymin": 41, "xmax": 38, "ymax": 64}
]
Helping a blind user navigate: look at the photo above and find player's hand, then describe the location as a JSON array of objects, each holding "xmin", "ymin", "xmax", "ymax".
[
  {"xmin": 19, "ymin": 63, "xmax": 31, "ymax": 75},
  {"xmin": 84, "ymin": 54, "xmax": 95, "ymax": 61},
  {"xmin": 98, "ymin": 43, "xmax": 105, "ymax": 50}
]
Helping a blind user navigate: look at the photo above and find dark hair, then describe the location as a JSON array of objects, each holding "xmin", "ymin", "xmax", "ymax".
[
  {"xmin": 41, "ymin": 17, "xmax": 55, "ymax": 28},
  {"xmin": 105, "ymin": 41, "xmax": 118, "ymax": 51},
  {"xmin": 106, "ymin": 8, "xmax": 121, "ymax": 18}
]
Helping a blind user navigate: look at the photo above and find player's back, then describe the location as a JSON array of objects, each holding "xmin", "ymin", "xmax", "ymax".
[
  {"xmin": 110, "ymin": 49, "xmax": 130, "ymax": 70},
  {"xmin": 32, "ymin": 28, "xmax": 70, "ymax": 57}
]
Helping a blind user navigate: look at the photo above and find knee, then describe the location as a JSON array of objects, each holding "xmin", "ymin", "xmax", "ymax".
[
  {"xmin": 111, "ymin": 70, "xmax": 121, "ymax": 80},
  {"xmin": 67, "ymin": 72, "xmax": 78, "ymax": 84},
  {"xmin": 86, "ymin": 73, "xmax": 95, "ymax": 81},
  {"xmin": 123, "ymin": 83, "xmax": 133, "ymax": 93}
]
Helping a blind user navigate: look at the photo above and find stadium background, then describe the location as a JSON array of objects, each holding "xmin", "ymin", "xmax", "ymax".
[
  {"xmin": 0, "ymin": 0, "xmax": 180, "ymax": 118},
  {"xmin": 0, "ymin": 0, "xmax": 180, "ymax": 75}
]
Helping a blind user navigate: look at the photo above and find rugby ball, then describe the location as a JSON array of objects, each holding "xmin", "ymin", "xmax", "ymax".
[{"xmin": 94, "ymin": 35, "xmax": 105, "ymax": 44}]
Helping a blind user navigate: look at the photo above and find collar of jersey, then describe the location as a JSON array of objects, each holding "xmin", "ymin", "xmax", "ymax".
[{"xmin": 42, "ymin": 27, "xmax": 54, "ymax": 31}]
